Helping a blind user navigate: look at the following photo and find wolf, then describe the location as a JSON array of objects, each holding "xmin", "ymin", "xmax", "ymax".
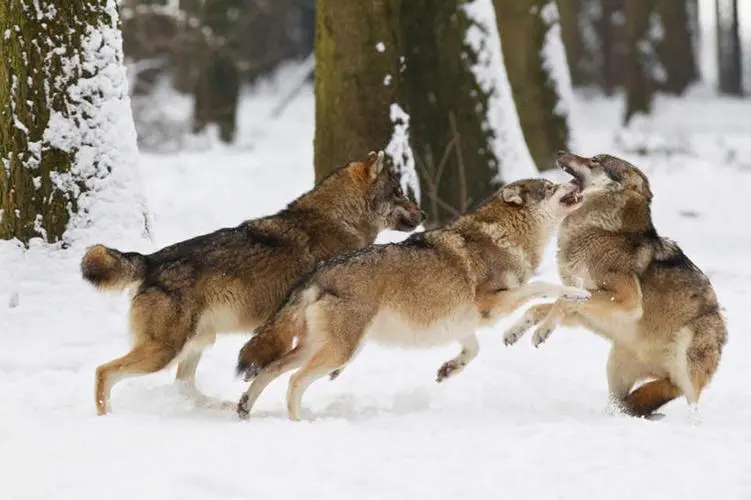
[
  {"xmin": 235, "ymin": 177, "xmax": 588, "ymax": 420},
  {"xmin": 81, "ymin": 151, "xmax": 424, "ymax": 415},
  {"xmin": 504, "ymin": 151, "xmax": 727, "ymax": 418}
]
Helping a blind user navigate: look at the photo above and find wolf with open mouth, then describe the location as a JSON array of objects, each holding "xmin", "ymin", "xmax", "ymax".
[{"xmin": 504, "ymin": 151, "xmax": 727, "ymax": 419}]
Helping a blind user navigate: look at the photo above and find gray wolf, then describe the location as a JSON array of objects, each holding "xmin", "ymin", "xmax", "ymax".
[
  {"xmin": 235, "ymin": 177, "xmax": 587, "ymax": 420},
  {"xmin": 81, "ymin": 151, "xmax": 424, "ymax": 415},
  {"xmin": 504, "ymin": 151, "xmax": 727, "ymax": 418}
]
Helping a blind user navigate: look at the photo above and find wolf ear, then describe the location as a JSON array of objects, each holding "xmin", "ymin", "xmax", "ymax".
[
  {"xmin": 366, "ymin": 150, "xmax": 385, "ymax": 180},
  {"xmin": 501, "ymin": 185, "xmax": 524, "ymax": 206}
]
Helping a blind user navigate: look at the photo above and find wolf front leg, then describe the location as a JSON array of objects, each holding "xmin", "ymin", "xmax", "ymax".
[
  {"xmin": 531, "ymin": 272, "xmax": 642, "ymax": 347},
  {"xmin": 436, "ymin": 334, "xmax": 479, "ymax": 383},
  {"xmin": 477, "ymin": 281, "xmax": 589, "ymax": 325}
]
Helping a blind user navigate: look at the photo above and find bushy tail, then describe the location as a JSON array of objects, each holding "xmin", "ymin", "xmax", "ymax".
[
  {"xmin": 236, "ymin": 285, "xmax": 319, "ymax": 381},
  {"xmin": 81, "ymin": 244, "xmax": 147, "ymax": 292},
  {"xmin": 623, "ymin": 378, "xmax": 682, "ymax": 417}
]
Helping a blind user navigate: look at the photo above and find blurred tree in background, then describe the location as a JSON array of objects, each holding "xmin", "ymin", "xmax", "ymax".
[
  {"xmin": 494, "ymin": 0, "xmax": 572, "ymax": 171},
  {"xmin": 715, "ymin": 0, "xmax": 743, "ymax": 96},
  {"xmin": 115, "ymin": 0, "xmax": 745, "ymax": 194}
]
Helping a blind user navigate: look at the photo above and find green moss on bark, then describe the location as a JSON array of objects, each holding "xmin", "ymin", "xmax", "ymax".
[
  {"xmin": 0, "ymin": 0, "xmax": 117, "ymax": 243},
  {"xmin": 313, "ymin": 0, "xmax": 401, "ymax": 181}
]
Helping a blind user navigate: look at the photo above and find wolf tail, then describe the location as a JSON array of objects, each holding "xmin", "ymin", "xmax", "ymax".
[
  {"xmin": 81, "ymin": 244, "xmax": 147, "ymax": 292},
  {"xmin": 236, "ymin": 285, "xmax": 319, "ymax": 381}
]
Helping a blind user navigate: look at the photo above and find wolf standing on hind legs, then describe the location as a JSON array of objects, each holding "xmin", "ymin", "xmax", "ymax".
[
  {"xmin": 504, "ymin": 151, "xmax": 727, "ymax": 418},
  {"xmin": 81, "ymin": 151, "xmax": 424, "ymax": 415},
  {"xmin": 236, "ymin": 177, "xmax": 590, "ymax": 421}
]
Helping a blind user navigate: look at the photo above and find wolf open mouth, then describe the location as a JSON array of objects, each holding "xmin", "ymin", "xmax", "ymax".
[
  {"xmin": 559, "ymin": 163, "xmax": 584, "ymax": 189},
  {"xmin": 560, "ymin": 189, "xmax": 583, "ymax": 206}
]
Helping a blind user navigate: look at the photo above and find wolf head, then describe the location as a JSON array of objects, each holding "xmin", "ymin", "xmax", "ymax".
[
  {"xmin": 347, "ymin": 150, "xmax": 425, "ymax": 232},
  {"xmin": 499, "ymin": 177, "xmax": 584, "ymax": 220},
  {"xmin": 555, "ymin": 151, "xmax": 653, "ymax": 202}
]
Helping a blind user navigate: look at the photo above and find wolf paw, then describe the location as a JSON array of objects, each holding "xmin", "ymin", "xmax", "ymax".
[
  {"xmin": 237, "ymin": 394, "xmax": 251, "ymax": 420},
  {"xmin": 503, "ymin": 319, "xmax": 533, "ymax": 346},
  {"xmin": 436, "ymin": 360, "xmax": 465, "ymax": 383},
  {"xmin": 560, "ymin": 286, "xmax": 591, "ymax": 302},
  {"xmin": 532, "ymin": 323, "xmax": 555, "ymax": 348}
]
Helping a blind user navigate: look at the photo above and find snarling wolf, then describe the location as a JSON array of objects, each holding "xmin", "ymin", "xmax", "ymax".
[
  {"xmin": 81, "ymin": 151, "xmax": 424, "ymax": 415},
  {"xmin": 235, "ymin": 178, "xmax": 588, "ymax": 420},
  {"xmin": 504, "ymin": 151, "xmax": 727, "ymax": 418}
]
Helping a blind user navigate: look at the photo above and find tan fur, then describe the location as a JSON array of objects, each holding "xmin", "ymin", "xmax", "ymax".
[
  {"xmin": 236, "ymin": 178, "xmax": 589, "ymax": 420},
  {"xmin": 83, "ymin": 151, "xmax": 424, "ymax": 415},
  {"xmin": 504, "ymin": 152, "xmax": 728, "ymax": 417}
]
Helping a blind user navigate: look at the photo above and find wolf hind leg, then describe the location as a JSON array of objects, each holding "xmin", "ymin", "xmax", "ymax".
[
  {"xmin": 95, "ymin": 341, "xmax": 179, "ymax": 416},
  {"xmin": 237, "ymin": 345, "xmax": 308, "ymax": 419}
]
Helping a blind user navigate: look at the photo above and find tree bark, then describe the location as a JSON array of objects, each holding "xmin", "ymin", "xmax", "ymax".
[
  {"xmin": 400, "ymin": 0, "xmax": 502, "ymax": 225},
  {"xmin": 599, "ymin": 0, "xmax": 627, "ymax": 95},
  {"xmin": 314, "ymin": 0, "xmax": 510, "ymax": 226},
  {"xmin": 313, "ymin": 0, "xmax": 401, "ymax": 181},
  {"xmin": 715, "ymin": 0, "xmax": 743, "ymax": 96},
  {"xmin": 623, "ymin": 0, "xmax": 658, "ymax": 125},
  {"xmin": 494, "ymin": 0, "xmax": 571, "ymax": 171},
  {"xmin": 192, "ymin": 0, "xmax": 241, "ymax": 143},
  {"xmin": 656, "ymin": 0, "xmax": 699, "ymax": 95},
  {"xmin": 0, "ymin": 0, "xmax": 144, "ymax": 243}
]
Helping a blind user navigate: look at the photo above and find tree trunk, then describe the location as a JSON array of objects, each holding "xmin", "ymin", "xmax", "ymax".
[
  {"xmin": 0, "ymin": 0, "xmax": 147, "ymax": 244},
  {"xmin": 494, "ymin": 0, "xmax": 572, "ymax": 171},
  {"xmin": 715, "ymin": 0, "xmax": 743, "ymax": 96},
  {"xmin": 599, "ymin": 0, "xmax": 627, "ymax": 95},
  {"xmin": 656, "ymin": 0, "xmax": 699, "ymax": 95},
  {"xmin": 623, "ymin": 0, "xmax": 658, "ymax": 125},
  {"xmin": 400, "ymin": 0, "xmax": 503, "ymax": 225},
  {"xmin": 192, "ymin": 0, "xmax": 241, "ymax": 143},
  {"xmin": 313, "ymin": 0, "xmax": 401, "ymax": 181}
]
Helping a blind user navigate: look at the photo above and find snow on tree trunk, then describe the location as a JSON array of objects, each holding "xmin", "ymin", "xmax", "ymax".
[
  {"xmin": 494, "ymin": 0, "xmax": 573, "ymax": 171},
  {"xmin": 0, "ymin": 0, "xmax": 149, "ymax": 246},
  {"xmin": 399, "ymin": 0, "xmax": 511, "ymax": 225},
  {"xmin": 463, "ymin": 0, "xmax": 535, "ymax": 182}
]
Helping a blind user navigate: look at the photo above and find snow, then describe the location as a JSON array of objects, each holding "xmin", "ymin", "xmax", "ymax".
[
  {"xmin": 385, "ymin": 103, "xmax": 420, "ymax": 200},
  {"xmin": 539, "ymin": 1, "xmax": 580, "ymax": 149},
  {"xmin": 16, "ymin": 0, "xmax": 150, "ymax": 248},
  {"xmin": 462, "ymin": 0, "xmax": 536, "ymax": 182},
  {"xmin": 2, "ymin": 85, "xmax": 751, "ymax": 499}
]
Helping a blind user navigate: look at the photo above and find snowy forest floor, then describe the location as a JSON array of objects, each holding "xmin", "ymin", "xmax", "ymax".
[{"xmin": 2, "ymin": 86, "xmax": 751, "ymax": 499}]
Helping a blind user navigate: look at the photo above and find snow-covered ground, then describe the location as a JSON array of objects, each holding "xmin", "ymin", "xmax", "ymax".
[{"xmin": 3, "ymin": 85, "xmax": 751, "ymax": 499}]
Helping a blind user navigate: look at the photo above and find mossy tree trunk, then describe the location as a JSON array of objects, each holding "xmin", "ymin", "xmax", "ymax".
[
  {"xmin": 0, "ymin": 0, "xmax": 137, "ymax": 244},
  {"xmin": 400, "ymin": 0, "xmax": 501, "ymax": 225},
  {"xmin": 313, "ymin": 0, "xmax": 401, "ymax": 181},
  {"xmin": 314, "ymin": 0, "xmax": 508, "ymax": 226},
  {"xmin": 192, "ymin": 0, "xmax": 241, "ymax": 143},
  {"xmin": 623, "ymin": 0, "xmax": 658, "ymax": 124},
  {"xmin": 493, "ymin": 0, "xmax": 571, "ymax": 171},
  {"xmin": 656, "ymin": 0, "xmax": 699, "ymax": 95}
]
